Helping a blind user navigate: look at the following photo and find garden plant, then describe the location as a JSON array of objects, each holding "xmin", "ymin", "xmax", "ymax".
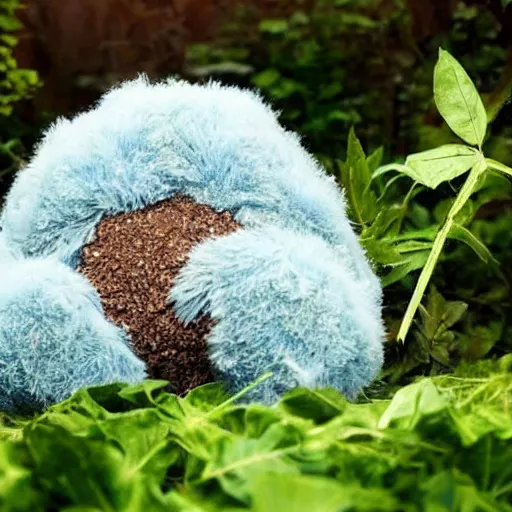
[{"xmin": 0, "ymin": 1, "xmax": 512, "ymax": 511}]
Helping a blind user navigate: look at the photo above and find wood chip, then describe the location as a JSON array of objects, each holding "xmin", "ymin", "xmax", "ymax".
[{"xmin": 79, "ymin": 194, "xmax": 240, "ymax": 394}]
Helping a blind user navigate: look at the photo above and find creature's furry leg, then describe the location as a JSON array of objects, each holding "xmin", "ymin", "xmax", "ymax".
[
  {"xmin": 170, "ymin": 227, "xmax": 384, "ymax": 403},
  {"xmin": 0, "ymin": 257, "xmax": 146, "ymax": 411}
]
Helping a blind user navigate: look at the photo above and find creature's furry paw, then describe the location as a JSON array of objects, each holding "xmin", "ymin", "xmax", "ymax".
[
  {"xmin": 171, "ymin": 226, "xmax": 384, "ymax": 403},
  {"xmin": 0, "ymin": 258, "xmax": 146, "ymax": 411}
]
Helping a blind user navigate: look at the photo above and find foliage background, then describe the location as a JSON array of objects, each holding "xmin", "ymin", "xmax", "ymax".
[{"xmin": 2, "ymin": 0, "xmax": 512, "ymax": 385}]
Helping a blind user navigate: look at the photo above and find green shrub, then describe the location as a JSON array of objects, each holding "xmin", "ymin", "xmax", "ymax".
[
  {"xmin": 186, "ymin": 1, "xmax": 512, "ymax": 166},
  {"xmin": 0, "ymin": 0, "xmax": 40, "ymax": 182},
  {"xmin": 0, "ymin": 0, "xmax": 39, "ymax": 116},
  {"xmin": 1, "ymin": 360, "xmax": 511, "ymax": 510},
  {"xmin": 341, "ymin": 50, "xmax": 512, "ymax": 380}
]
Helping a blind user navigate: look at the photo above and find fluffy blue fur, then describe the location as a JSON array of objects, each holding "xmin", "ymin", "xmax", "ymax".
[
  {"xmin": 1, "ymin": 77, "xmax": 380, "ymax": 290},
  {"xmin": 0, "ymin": 77, "xmax": 384, "ymax": 410},
  {"xmin": 0, "ymin": 258, "xmax": 146, "ymax": 411},
  {"xmin": 171, "ymin": 226, "xmax": 383, "ymax": 403}
]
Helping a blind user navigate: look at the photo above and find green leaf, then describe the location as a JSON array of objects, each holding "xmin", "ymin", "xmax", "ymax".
[
  {"xmin": 339, "ymin": 128, "xmax": 378, "ymax": 225},
  {"xmin": 252, "ymin": 68, "xmax": 280, "ymax": 89},
  {"xmin": 378, "ymin": 379, "xmax": 447, "ymax": 430},
  {"xmin": 363, "ymin": 238, "xmax": 404, "ymax": 267},
  {"xmin": 199, "ymin": 424, "xmax": 300, "ymax": 503},
  {"xmin": 485, "ymin": 158, "xmax": 512, "ymax": 178},
  {"xmin": 279, "ymin": 388, "xmax": 346, "ymax": 424},
  {"xmin": 405, "ymin": 144, "xmax": 480, "ymax": 189},
  {"xmin": 381, "ymin": 250, "xmax": 430, "ymax": 287},
  {"xmin": 421, "ymin": 286, "xmax": 468, "ymax": 333},
  {"xmin": 0, "ymin": 441, "xmax": 46, "ymax": 510},
  {"xmin": 116, "ymin": 380, "xmax": 169, "ymax": 408},
  {"xmin": 182, "ymin": 383, "xmax": 230, "ymax": 413},
  {"xmin": 458, "ymin": 321, "xmax": 503, "ymax": 361},
  {"xmin": 251, "ymin": 473, "xmax": 398, "ymax": 512},
  {"xmin": 449, "ymin": 223, "xmax": 499, "ymax": 265},
  {"xmin": 0, "ymin": 370, "xmax": 511, "ymax": 509},
  {"xmin": 259, "ymin": 19, "xmax": 289, "ymax": 34},
  {"xmin": 367, "ymin": 146, "xmax": 384, "ymax": 174},
  {"xmin": 413, "ymin": 286, "xmax": 468, "ymax": 366},
  {"xmin": 434, "ymin": 49, "xmax": 487, "ymax": 147},
  {"xmin": 340, "ymin": 13, "xmax": 377, "ymax": 28}
]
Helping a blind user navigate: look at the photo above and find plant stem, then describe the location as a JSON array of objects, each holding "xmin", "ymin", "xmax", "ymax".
[
  {"xmin": 207, "ymin": 372, "xmax": 273, "ymax": 419},
  {"xmin": 397, "ymin": 158, "xmax": 487, "ymax": 342}
]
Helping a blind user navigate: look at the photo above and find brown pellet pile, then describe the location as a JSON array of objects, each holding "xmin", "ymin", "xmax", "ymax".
[{"xmin": 79, "ymin": 194, "xmax": 240, "ymax": 395}]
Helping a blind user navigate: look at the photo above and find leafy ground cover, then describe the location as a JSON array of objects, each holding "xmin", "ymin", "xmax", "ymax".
[
  {"xmin": 338, "ymin": 49, "xmax": 512, "ymax": 383},
  {"xmin": 0, "ymin": 358, "xmax": 511, "ymax": 511}
]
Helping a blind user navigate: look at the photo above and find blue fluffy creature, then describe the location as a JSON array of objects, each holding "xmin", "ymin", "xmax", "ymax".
[{"xmin": 0, "ymin": 78, "xmax": 384, "ymax": 411}]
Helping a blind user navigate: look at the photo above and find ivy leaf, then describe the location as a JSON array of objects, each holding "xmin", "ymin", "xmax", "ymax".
[
  {"xmin": 418, "ymin": 286, "xmax": 468, "ymax": 337},
  {"xmin": 434, "ymin": 49, "xmax": 487, "ymax": 147},
  {"xmin": 405, "ymin": 144, "xmax": 479, "ymax": 189}
]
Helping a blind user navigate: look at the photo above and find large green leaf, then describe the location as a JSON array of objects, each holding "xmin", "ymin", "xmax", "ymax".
[
  {"xmin": 199, "ymin": 424, "xmax": 300, "ymax": 503},
  {"xmin": 378, "ymin": 379, "xmax": 448, "ymax": 430},
  {"xmin": 252, "ymin": 473, "xmax": 398, "ymax": 512},
  {"xmin": 405, "ymin": 144, "xmax": 479, "ymax": 189},
  {"xmin": 0, "ymin": 441, "xmax": 46, "ymax": 510},
  {"xmin": 434, "ymin": 49, "xmax": 487, "ymax": 147}
]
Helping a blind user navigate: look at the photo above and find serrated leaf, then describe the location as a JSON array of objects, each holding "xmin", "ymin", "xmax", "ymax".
[
  {"xmin": 362, "ymin": 204, "xmax": 403, "ymax": 239},
  {"xmin": 434, "ymin": 49, "xmax": 487, "ymax": 146},
  {"xmin": 405, "ymin": 144, "xmax": 479, "ymax": 189}
]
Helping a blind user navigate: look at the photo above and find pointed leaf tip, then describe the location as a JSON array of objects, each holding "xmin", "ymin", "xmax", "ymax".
[{"xmin": 434, "ymin": 49, "xmax": 487, "ymax": 147}]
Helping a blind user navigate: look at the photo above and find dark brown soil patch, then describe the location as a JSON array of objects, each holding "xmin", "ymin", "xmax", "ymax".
[{"xmin": 78, "ymin": 194, "xmax": 240, "ymax": 395}]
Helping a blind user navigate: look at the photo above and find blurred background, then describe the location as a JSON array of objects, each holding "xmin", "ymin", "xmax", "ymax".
[{"xmin": 2, "ymin": 0, "xmax": 512, "ymax": 384}]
